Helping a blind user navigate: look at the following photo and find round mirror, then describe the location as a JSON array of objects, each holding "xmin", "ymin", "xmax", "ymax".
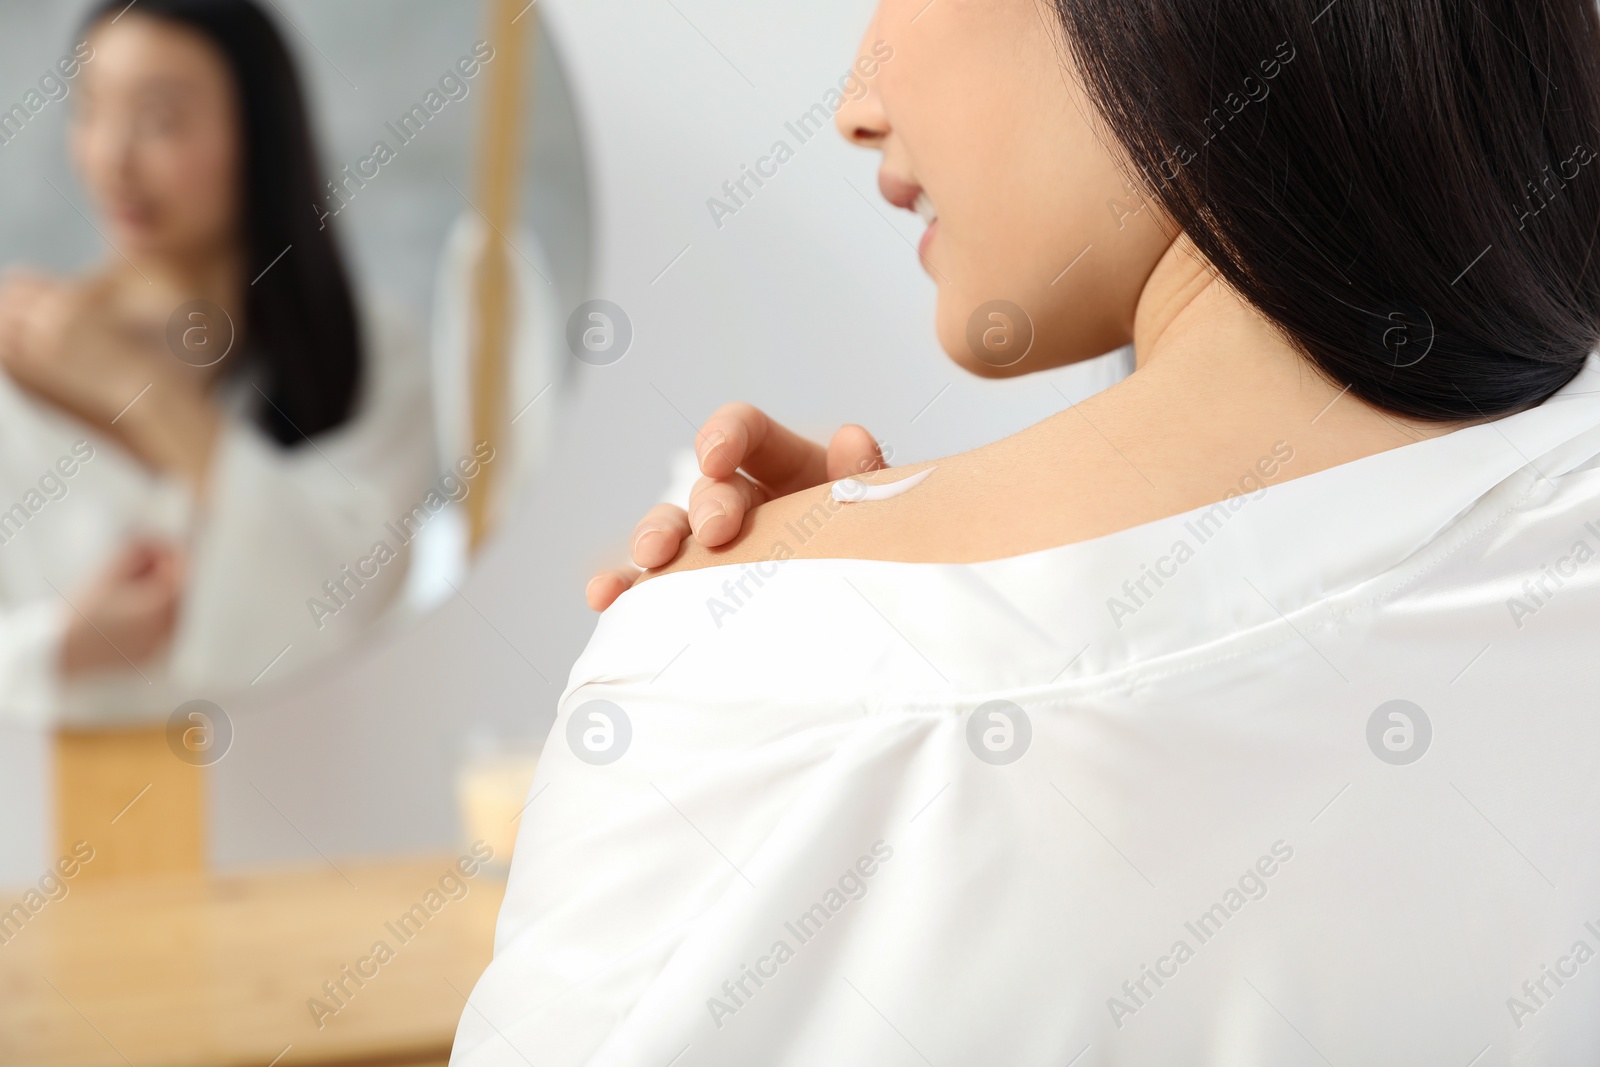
[{"xmin": 0, "ymin": 0, "xmax": 589, "ymax": 725}]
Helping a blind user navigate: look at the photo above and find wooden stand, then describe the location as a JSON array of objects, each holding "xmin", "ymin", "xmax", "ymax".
[
  {"xmin": 54, "ymin": 725, "xmax": 205, "ymax": 883},
  {"xmin": 465, "ymin": 0, "xmax": 535, "ymax": 553}
]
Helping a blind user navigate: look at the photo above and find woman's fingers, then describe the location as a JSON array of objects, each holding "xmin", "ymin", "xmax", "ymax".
[
  {"xmin": 696, "ymin": 402, "xmax": 830, "ymax": 492},
  {"xmin": 0, "ymin": 270, "xmax": 48, "ymax": 309},
  {"xmin": 696, "ymin": 404, "xmax": 885, "ymax": 496},
  {"xmin": 685, "ymin": 414, "xmax": 885, "ymax": 549},
  {"xmin": 0, "ymin": 276, "xmax": 38, "ymax": 355},
  {"xmin": 0, "ymin": 293, "xmax": 18, "ymax": 359},
  {"xmin": 585, "ymin": 567, "xmax": 639, "ymax": 612},
  {"xmin": 630, "ymin": 503, "xmax": 692, "ymax": 569},
  {"xmin": 826, "ymin": 423, "xmax": 886, "ymax": 480},
  {"xmin": 686, "ymin": 471, "xmax": 767, "ymax": 546},
  {"xmin": 3, "ymin": 276, "xmax": 63, "ymax": 362},
  {"xmin": 593, "ymin": 407, "xmax": 887, "ymax": 613}
]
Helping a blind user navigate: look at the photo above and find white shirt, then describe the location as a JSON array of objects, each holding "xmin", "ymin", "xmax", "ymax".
[
  {"xmin": 455, "ymin": 355, "xmax": 1600, "ymax": 1067},
  {"xmin": 0, "ymin": 304, "xmax": 436, "ymax": 725}
]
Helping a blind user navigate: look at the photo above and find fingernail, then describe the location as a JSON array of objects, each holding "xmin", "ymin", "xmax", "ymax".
[
  {"xmin": 690, "ymin": 500, "xmax": 726, "ymax": 536},
  {"xmin": 631, "ymin": 527, "xmax": 663, "ymax": 562},
  {"xmin": 697, "ymin": 431, "xmax": 726, "ymax": 465}
]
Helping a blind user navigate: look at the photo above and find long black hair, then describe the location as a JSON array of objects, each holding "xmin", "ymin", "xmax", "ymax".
[
  {"xmin": 1054, "ymin": 0, "xmax": 1600, "ymax": 420},
  {"xmin": 83, "ymin": 0, "xmax": 362, "ymax": 444}
]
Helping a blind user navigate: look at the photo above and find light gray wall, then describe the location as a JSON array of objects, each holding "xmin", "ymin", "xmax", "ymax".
[{"xmin": 0, "ymin": 0, "xmax": 1124, "ymax": 879}]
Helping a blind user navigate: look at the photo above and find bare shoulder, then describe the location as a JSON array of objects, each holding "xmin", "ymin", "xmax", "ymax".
[
  {"xmin": 635, "ymin": 418, "xmax": 1107, "ymax": 583},
  {"xmin": 639, "ymin": 460, "xmax": 952, "ymax": 583},
  {"xmin": 626, "ymin": 357, "xmax": 1439, "ymax": 587}
]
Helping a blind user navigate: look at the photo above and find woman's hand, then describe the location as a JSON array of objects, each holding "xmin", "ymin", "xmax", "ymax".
[
  {"xmin": 0, "ymin": 270, "xmax": 222, "ymax": 491},
  {"xmin": 585, "ymin": 402, "xmax": 885, "ymax": 611},
  {"xmin": 0, "ymin": 271, "xmax": 154, "ymax": 425},
  {"xmin": 58, "ymin": 541, "xmax": 185, "ymax": 678}
]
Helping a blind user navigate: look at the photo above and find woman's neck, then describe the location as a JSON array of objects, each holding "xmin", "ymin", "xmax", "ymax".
[
  {"xmin": 1123, "ymin": 236, "xmax": 1447, "ymax": 450},
  {"xmin": 107, "ymin": 242, "xmax": 246, "ymax": 324},
  {"xmin": 648, "ymin": 238, "xmax": 1491, "ymax": 576}
]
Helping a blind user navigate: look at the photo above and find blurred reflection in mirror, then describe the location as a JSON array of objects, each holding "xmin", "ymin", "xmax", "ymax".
[{"xmin": 0, "ymin": 0, "xmax": 439, "ymax": 724}]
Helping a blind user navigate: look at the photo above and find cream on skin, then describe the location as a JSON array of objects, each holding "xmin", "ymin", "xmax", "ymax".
[{"xmin": 832, "ymin": 466, "xmax": 936, "ymax": 503}]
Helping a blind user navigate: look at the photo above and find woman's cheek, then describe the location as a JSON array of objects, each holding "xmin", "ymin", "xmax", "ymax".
[{"xmin": 162, "ymin": 141, "xmax": 237, "ymax": 246}]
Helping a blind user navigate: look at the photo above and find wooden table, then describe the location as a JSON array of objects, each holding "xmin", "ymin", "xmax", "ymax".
[{"xmin": 0, "ymin": 855, "xmax": 506, "ymax": 1067}]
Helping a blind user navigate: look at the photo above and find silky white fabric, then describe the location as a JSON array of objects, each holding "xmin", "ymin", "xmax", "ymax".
[
  {"xmin": 456, "ymin": 355, "xmax": 1600, "ymax": 1067},
  {"xmin": 0, "ymin": 302, "xmax": 435, "ymax": 725}
]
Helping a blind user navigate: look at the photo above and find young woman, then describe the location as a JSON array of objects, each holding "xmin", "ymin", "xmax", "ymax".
[
  {"xmin": 461, "ymin": 0, "xmax": 1600, "ymax": 1062},
  {"xmin": 0, "ymin": 0, "xmax": 432, "ymax": 723}
]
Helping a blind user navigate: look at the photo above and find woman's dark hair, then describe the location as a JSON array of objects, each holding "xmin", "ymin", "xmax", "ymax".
[
  {"xmin": 1054, "ymin": 0, "xmax": 1600, "ymax": 419},
  {"xmin": 83, "ymin": 0, "xmax": 362, "ymax": 444}
]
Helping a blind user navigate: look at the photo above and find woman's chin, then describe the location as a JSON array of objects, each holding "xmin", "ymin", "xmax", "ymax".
[
  {"xmin": 965, "ymin": 355, "xmax": 1049, "ymax": 380},
  {"xmin": 935, "ymin": 293, "xmax": 1039, "ymax": 378},
  {"xmin": 108, "ymin": 225, "xmax": 168, "ymax": 259}
]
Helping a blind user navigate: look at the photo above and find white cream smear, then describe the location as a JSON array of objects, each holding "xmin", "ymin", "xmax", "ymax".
[
  {"xmin": 913, "ymin": 190, "xmax": 937, "ymax": 224},
  {"xmin": 831, "ymin": 466, "xmax": 937, "ymax": 503}
]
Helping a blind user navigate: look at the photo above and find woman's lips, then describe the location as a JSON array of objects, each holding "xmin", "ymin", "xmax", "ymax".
[
  {"xmin": 912, "ymin": 190, "xmax": 938, "ymax": 265},
  {"xmin": 880, "ymin": 175, "xmax": 939, "ymax": 268},
  {"xmin": 918, "ymin": 217, "xmax": 939, "ymax": 262},
  {"xmin": 110, "ymin": 204, "xmax": 157, "ymax": 230}
]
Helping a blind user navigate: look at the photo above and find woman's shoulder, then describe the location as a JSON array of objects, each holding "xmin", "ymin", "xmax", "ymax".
[
  {"xmin": 647, "ymin": 459, "xmax": 952, "ymax": 581},
  {"xmin": 635, "ymin": 370, "xmax": 1377, "ymax": 584},
  {"xmin": 639, "ymin": 412, "xmax": 1141, "ymax": 582}
]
